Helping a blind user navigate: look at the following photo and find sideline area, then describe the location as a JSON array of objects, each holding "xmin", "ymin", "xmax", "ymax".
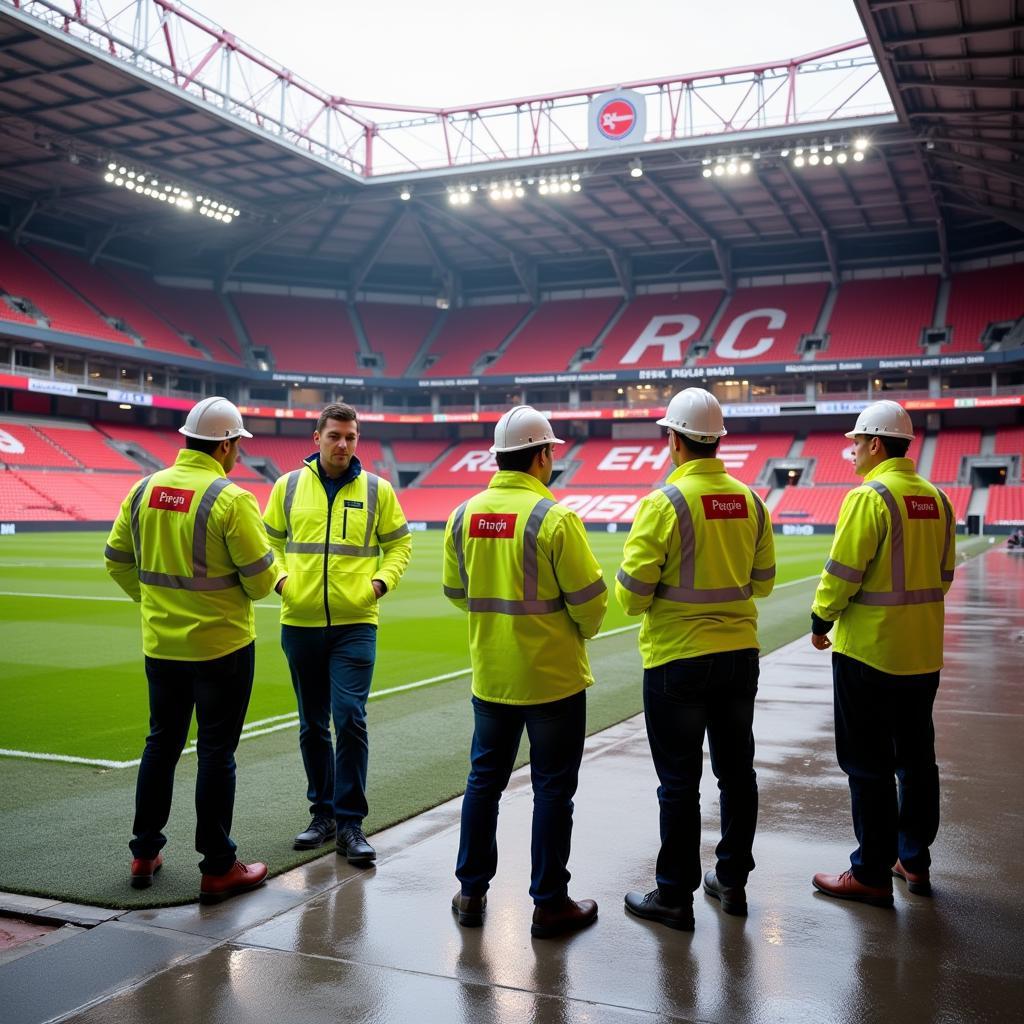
[{"xmin": 2, "ymin": 548, "xmax": 1021, "ymax": 1023}]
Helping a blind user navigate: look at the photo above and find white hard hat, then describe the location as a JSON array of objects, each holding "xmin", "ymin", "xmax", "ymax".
[
  {"xmin": 844, "ymin": 400, "xmax": 914, "ymax": 441},
  {"xmin": 178, "ymin": 396, "xmax": 252, "ymax": 441},
  {"xmin": 490, "ymin": 405, "xmax": 565, "ymax": 453},
  {"xmin": 656, "ymin": 388, "xmax": 727, "ymax": 442}
]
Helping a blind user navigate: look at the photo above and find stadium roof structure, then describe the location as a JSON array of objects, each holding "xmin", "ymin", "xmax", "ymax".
[{"xmin": 0, "ymin": 0, "xmax": 1021, "ymax": 301}]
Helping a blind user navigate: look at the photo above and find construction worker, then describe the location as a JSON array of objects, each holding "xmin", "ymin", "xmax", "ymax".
[
  {"xmin": 810, "ymin": 400, "xmax": 956, "ymax": 907},
  {"xmin": 443, "ymin": 406, "xmax": 607, "ymax": 939},
  {"xmin": 105, "ymin": 397, "xmax": 280, "ymax": 903},
  {"xmin": 263, "ymin": 403, "xmax": 411, "ymax": 865},
  {"xmin": 616, "ymin": 388, "xmax": 775, "ymax": 931}
]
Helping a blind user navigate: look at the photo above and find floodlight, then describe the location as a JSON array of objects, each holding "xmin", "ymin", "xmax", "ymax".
[
  {"xmin": 104, "ymin": 172, "xmax": 114, "ymax": 183},
  {"xmin": 854, "ymin": 136, "xmax": 869, "ymax": 151},
  {"xmin": 399, "ymin": 187, "xmax": 412, "ymax": 201},
  {"xmin": 713, "ymin": 164, "xmax": 725, "ymax": 177},
  {"xmin": 702, "ymin": 167, "xmax": 712, "ymax": 178},
  {"xmin": 739, "ymin": 161, "xmax": 751, "ymax": 175},
  {"xmin": 539, "ymin": 183, "xmax": 549, "ymax": 195},
  {"xmin": 823, "ymin": 155, "xmax": 833, "ymax": 166},
  {"xmin": 560, "ymin": 181, "xmax": 571, "ymax": 193},
  {"xmin": 780, "ymin": 149, "xmax": 789, "ymax": 158},
  {"xmin": 570, "ymin": 172, "xmax": 580, "ymax": 181},
  {"xmin": 809, "ymin": 154, "xmax": 820, "ymax": 166},
  {"xmin": 515, "ymin": 186, "xmax": 525, "ymax": 198},
  {"xmin": 726, "ymin": 162, "xmax": 738, "ymax": 175},
  {"xmin": 628, "ymin": 159, "xmax": 643, "ymax": 178},
  {"xmin": 571, "ymin": 183, "xmax": 581, "ymax": 192},
  {"xmin": 793, "ymin": 156, "xmax": 805, "ymax": 168},
  {"xmin": 852, "ymin": 151, "xmax": 865, "ymax": 162},
  {"xmin": 836, "ymin": 152, "xmax": 848, "ymax": 165},
  {"xmin": 107, "ymin": 162, "xmax": 117, "ymax": 171}
]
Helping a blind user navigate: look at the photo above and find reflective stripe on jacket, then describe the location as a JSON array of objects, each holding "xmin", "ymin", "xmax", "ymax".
[
  {"xmin": 263, "ymin": 456, "xmax": 411, "ymax": 628},
  {"xmin": 104, "ymin": 448, "xmax": 279, "ymax": 660},
  {"xmin": 615, "ymin": 458, "xmax": 776, "ymax": 668},
  {"xmin": 442, "ymin": 471, "xmax": 607, "ymax": 705},
  {"xmin": 812, "ymin": 457, "xmax": 955, "ymax": 675}
]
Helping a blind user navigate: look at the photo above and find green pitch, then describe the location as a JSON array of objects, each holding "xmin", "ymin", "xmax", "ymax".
[{"xmin": 0, "ymin": 530, "xmax": 834, "ymax": 763}]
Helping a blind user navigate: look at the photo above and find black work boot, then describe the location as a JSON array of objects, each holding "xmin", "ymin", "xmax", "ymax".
[
  {"xmin": 624, "ymin": 889, "xmax": 695, "ymax": 931},
  {"xmin": 703, "ymin": 871, "xmax": 748, "ymax": 916},
  {"xmin": 293, "ymin": 815, "xmax": 337, "ymax": 850},
  {"xmin": 337, "ymin": 824, "xmax": 376, "ymax": 866}
]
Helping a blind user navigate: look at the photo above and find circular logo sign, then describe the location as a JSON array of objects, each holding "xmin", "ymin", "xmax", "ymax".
[{"xmin": 597, "ymin": 98, "xmax": 637, "ymax": 140}]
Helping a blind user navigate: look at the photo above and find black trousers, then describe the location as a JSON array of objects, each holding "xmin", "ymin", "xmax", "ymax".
[
  {"xmin": 643, "ymin": 648, "xmax": 759, "ymax": 903},
  {"xmin": 131, "ymin": 642, "xmax": 254, "ymax": 875},
  {"xmin": 832, "ymin": 651, "xmax": 940, "ymax": 888}
]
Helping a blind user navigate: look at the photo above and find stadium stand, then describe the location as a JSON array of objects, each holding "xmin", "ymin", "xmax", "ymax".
[
  {"xmin": 0, "ymin": 299, "xmax": 37, "ymax": 327},
  {"xmin": 233, "ymin": 293, "xmax": 362, "ymax": 375},
  {"xmin": 718, "ymin": 434, "xmax": 795, "ymax": 483},
  {"xmin": 568, "ymin": 438, "xmax": 672, "ymax": 487},
  {"xmin": 489, "ymin": 298, "xmax": 621, "ymax": 374},
  {"xmin": 421, "ymin": 305, "xmax": 530, "ymax": 377},
  {"xmin": 0, "ymin": 238, "xmax": 130, "ymax": 344},
  {"xmin": 36, "ymin": 424, "xmax": 140, "ymax": 471},
  {"xmin": 241, "ymin": 434, "xmax": 387, "ymax": 479},
  {"xmin": 105, "ymin": 268, "xmax": 244, "ymax": 365},
  {"xmin": 0, "ymin": 419, "xmax": 77, "ymax": 467},
  {"xmin": 30, "ymin": 245, "xmax": 197, "ymax": 358},
  {"xmin": 701, "ymin": 283, "xmax": 828, "ymax": 364},
  {"xmin": 801, "ymin": 430, "xmax": 923, "ymax": 485},
  {"xmin": 0, "ymin": 471, "xmax": 66, "ymax": 520},
  {"xmin": 945, "ymin": 264, "xmax": 1024, "ymax": 353},
  {"xmin": 416, "ymin": 440, "xmax": 502, "ymax": 485},
  {"xmin": 357, "ymin": 303, "xmax": 438, "ymax": 377},
  {"xmin": 941, "ymin": 485, "xmax": 972, "ymax": 524},
  {"xmin": 396, "ymin": 486, "xmax": 477, "ymax": 523},
  {"xmin": 390, "ymin": 439, "xmax": 452, "ymax": 465},
  {"xmin": 825, "ymin": 276, "xmax": 938, "ymax": 359},
  {"xmin": 993, "ymin": 424, "xmax": 1024, "ymax": 456},
  {"xmin": 584, "ymin": 291, "xmax": 723, "ymax": 370},
  {"xmin": 773, "ymin": 487, "xmax": 849, "ymax": 525},
  {"xmin": 987, "ymin": 486, "xmax": 1024, "ymax": 525},
  {"xmin": 929, "ymin": 428, "xmax": 981, "ymax": 483}
]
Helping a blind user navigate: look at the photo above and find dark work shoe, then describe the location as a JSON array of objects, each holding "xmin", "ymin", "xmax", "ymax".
[
  {"xmin": 293, "ymin": 815, "xmax": 337, "ymax": 850},
  {"xmin": 812, "ymin": 870, "xmax": 893, "ymax": 908},
  {"xmin": 337, "ymin": 825, "xmax": 376, "ymax": 866},
  {"xmin": 451, "ymin": 890, "xmax": 487, "ymax": 927},
  {"xmin": 199, "ymin": 860, "xmax": 268, "ymax": 904},
  {"xmin": 624, "ymin": 889, "xmax": 695, "ymax": 931},
  {"xmin": 892, "ymin": 859, "xmax": 932, "ymax": 896},
  {"xmin": 129, "ymin": 852, "xmax": 163, "ymax": 890},
  {"xmin": 703, "ymin": 871, "xmax": 748, "ymax": 916},
  {"xmin": 531, "ymin": 897, "xmax": 598, "ymax": 939}
]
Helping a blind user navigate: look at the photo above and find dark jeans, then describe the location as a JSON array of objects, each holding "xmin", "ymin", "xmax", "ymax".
[
  {"xmin": 832, "ymin": 652, "xmax": 940, "ymax": 888},
  {"xmin": 281, "ymin": 623, "xmax": 377, "ymax": 826},
  {"xmin": 131, "ymin": 642, "xmax": 255, "ymax": 875},
  {"xmin": 643, "ymin": 648, "xmax": 759, "ymax": 903},
  {"xmin": 456, "ymin": 690, "xmax": 586, "ymax": 906}
]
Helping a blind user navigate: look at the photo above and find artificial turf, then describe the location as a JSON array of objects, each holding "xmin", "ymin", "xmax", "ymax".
[{"xmin": 0, "ymin": 528, "xmax": 849, "ymax": 907}]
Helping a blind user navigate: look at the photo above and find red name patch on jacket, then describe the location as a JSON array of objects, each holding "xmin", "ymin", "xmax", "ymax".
[
  {"xmin": 904, "ymin": 495, "xmax": 939, "ymax": 519},
  {"xmin": 701, "ymin": 494, "xmax": 748, "ymax": 520},
  {"xmin": 469, "ymin": 513, "xmax": 518, "ymax": 538},
  {"xmin": 148, "ymin": 486, "xmax": 195, "ymax": 513}
]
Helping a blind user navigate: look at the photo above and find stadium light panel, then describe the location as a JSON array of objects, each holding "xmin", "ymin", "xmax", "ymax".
[
  {"xmin": 836, "ymin": 152, "xmax": 848, "ymax": 165},
  {"xmin": 572, "ymin": 183, "xmax": 581, "ymax": 192},
  {"xmin": 823, "ymin": 155, "xmax": 833, "ymax": 166},
  {"xmin": 726, "ymin": 163, "xmax": 738, "ymax": 176},
  {"xmin": 809, "ymin": 154, "xmax": 820, "ymax": 166},
  {"xmin": 713, "ymin": 164, "xmax": 725, "ymax": 177},
  {"xmin": 793, "ymin": 156, "xmax": 805, "ymax": 168},
  {"xmin": 739, "ymin": 161, "xmax": 751, "ymax": 175},
  {"xmin": 628, "ymin": 159, "xmax": 643, "ymax": 178},
  {"xmin": 854, "ymin": 136, "xmax": 869, "ymax": 151},
  {"xmin": 399, "ymin": 187, "xmax": 412, "ymax": 201},
  {"xmin": 702, "ymin": 168, "xmax": 712, "ymax": 178},
  {"xmin": 539, "ymin": 184, "xmax": 549, "ymax": 195},
  {"xmin": 852, "ymin": 150, "xmax": 865, "ymax": 162},
  {"xmin": 780, "ymin": 149, "xmax": 789, "ymax": 158}
]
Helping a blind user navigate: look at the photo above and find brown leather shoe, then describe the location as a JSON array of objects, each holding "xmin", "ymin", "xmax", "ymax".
[
  {"xmin": 531, "ymin": 897, "xmax": 598, "ymax": 939},
  {"xmin": 892, "ymin": 859, "xmax": 932, "ymax": 896},
  {"xmin": 812, "ymin": 869, "xmax": 893, "ymax": 908},
  {"xmin": 199, "ymin": 860, "xmax": 268, "ymax": 904},
  {"xmin": 451, "ymin": 890, "xmax": 487, "ymax": 927},
  {"xmin": 129, "ymin": 853, "xmax": 163, "ymax": 890}
]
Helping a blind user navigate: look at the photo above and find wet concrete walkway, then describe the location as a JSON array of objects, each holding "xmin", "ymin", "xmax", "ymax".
[{"xmin": 3, "ymin": 549, "xmax": 1023, "ymax": 1023}]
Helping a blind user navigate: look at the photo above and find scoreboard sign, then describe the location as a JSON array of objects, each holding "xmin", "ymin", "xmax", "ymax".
[{"xmin": 588, "ymin": 89, "xmax": 646, "ymax": 148}]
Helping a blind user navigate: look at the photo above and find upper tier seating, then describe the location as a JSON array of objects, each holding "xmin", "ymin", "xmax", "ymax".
[
  {"xmin": 106, "ymin": 268, "xmax": 244, "ymax": 364},
  {"xmin": 585, "ymin": 291, "xmax": 723, "ymax": 370},
  {"xmin": 0, "ymin": 419, "xmax": 77, "ymax": 467},
  {"xmin": 700, "ymin": 283, "xmax": 828, "ymax": 364},
  {"xmin": 490, "ymin": 298, "xmax": 621, "ymax": 375},
  {"xmin": 0, "ymin": 300, "xmax": 37, "ymax": 327},
  {"xmin": 824, "ymin": 276, "xmax": 938, "ymax": 359},
  {"xmin": 233, "ymin": 294, "xmax": 362, "ymax": 375},
  {"xmin": 422, "ymin": 305, "xmax": 530, "ymax": 378},
  {"xmin": 0, "ymin": 238, "xmax": 129, "ymax": 344},
  {"xmin": 357, "ymin": 304, "xmax": 438, "ymax": 377},
  {"xmin": 30, "ymin": 246, "xmax": 196, "ymax": 358},
  {"xmin": 945, "ymin": 264, "xmax": 1024, "ymax": 352},
  {"xmin": 986, "ymin": 486, "xmax": 1024, "ymax": 525},
  {"xmin": 929, "ymin": 428, "xmax": 981, "ymax": 484}
]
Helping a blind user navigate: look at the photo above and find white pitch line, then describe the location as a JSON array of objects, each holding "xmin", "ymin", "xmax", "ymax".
[{"xmin": 0, "ymin": 571, "xmax": 824, "ymax": 768}]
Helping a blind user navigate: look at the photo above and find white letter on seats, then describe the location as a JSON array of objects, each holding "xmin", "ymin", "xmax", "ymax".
[
  {"xmin": 715, "ymin": 308, "xmax": 785, "ymax": 360},
  {"xmin": 620, "ymin": 315, "xmax": 700, "ymax": 365},
  {"xmin": 451, "ymin": 450, "xmax": 497, "ymax": 473}
]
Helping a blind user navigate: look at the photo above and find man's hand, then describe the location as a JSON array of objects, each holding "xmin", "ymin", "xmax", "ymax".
[
  {"xmin": 810, "ymin": 633, "xmax": 832, "ymax": 650},
  {"xmin": 275, "ymin": 576, "xmax": 287, "ymax": 596},
  {"xmin": 372, "ymin": 579, "xmax": 386, "ymax": 600}
]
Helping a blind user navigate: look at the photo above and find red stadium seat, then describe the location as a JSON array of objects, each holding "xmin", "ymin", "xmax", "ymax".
[
  {"xmin": 584, "ymin": 291, "xmax": 722, "ymax": 370},
  {"xmin": 993, "ymin": 425, "xmax": 1024, "ymax": 456},
  {"xmin": 945, "ymin": 265, "xmax": 1024, "ymax": 353},
  {"xmin": 824, "ymin": 277, "xmax": 938, "ymax": 359},
  {"xmin": 802, "ymin": 431, "xmax": 922, "ymax": 485},
  {"xmin": 929, "ymin": 428, "xmax": 981, "ymax": 484},
  {"xmin": 986, "ymin": 486, "xmax": 1024, "ymax": 525},
  {"xmin": 772, "ymin": 487, "xmax": 849, "ymax": 525},
  {"xmin": 422, "ymin": 305, "xmax": 531, "ymax": 377},
  {"xmin": 390, "ymin": 440, "xmax": 452, "ymax": 464},
  {"xmin": 416, "ymin": 440, "xmax": 501, "ymax": 486},
  {"xmin": 357, "ymin": 303, "xmax": 439, "ymax": 377},
  {"xmin": 35, "ymin": 425, "xmax": 140, "ymax": 471}
]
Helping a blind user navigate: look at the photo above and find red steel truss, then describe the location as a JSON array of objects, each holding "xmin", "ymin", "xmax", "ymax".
[{"xmin": 5, "ymin": 0, "xmax": 892, "ymax": 177}]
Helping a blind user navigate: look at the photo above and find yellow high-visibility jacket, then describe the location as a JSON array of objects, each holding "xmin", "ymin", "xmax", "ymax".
[
  {"xmin": 263, "ymin": 457, "xmax": 411, "ymax": 628},
  {"xmin": 616, "ymin": 458, "xmax": 776, "ymax": 668},
  {"xmin": 443, "ymin": 471, "xmax": 608, "ymax": 705},
  {"xmin": 104, "ymin": 449, "xmax": 280, "ymax": 661},
  {"xmin": 812, "ymin": 457, "xmax": 955, "ymax": 675}
]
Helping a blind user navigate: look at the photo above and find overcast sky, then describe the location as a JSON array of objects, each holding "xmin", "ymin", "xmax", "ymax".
[{"xmin": 188, "ymin": 0, "xmax": 867, "ymax": 108}]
